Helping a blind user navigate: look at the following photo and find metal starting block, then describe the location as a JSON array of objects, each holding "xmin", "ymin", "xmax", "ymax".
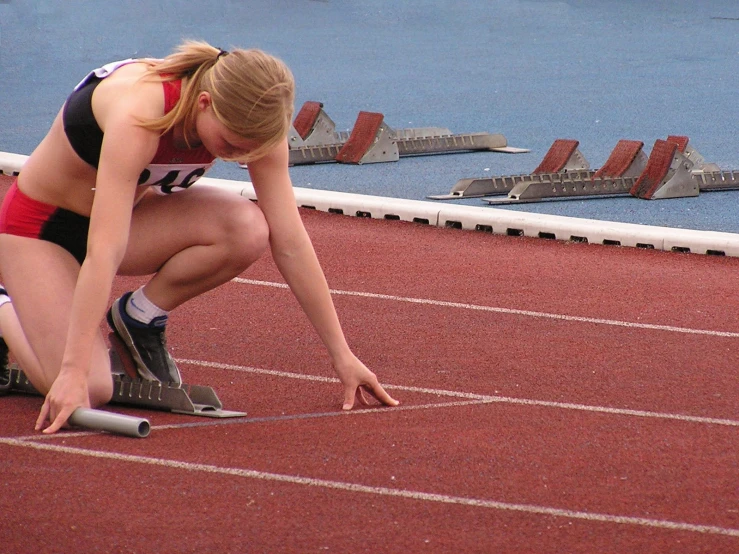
[
  {"xmin": 248, "ymin": 101, "xmax": 528, "ymax": 166},
  {"xmin": 110, "ymin": 373, "xmax": 246, "ymax": 418},
  {"xmin": 628, "ymin": 138, "xmax": 698, "ymax": 200},
  {"xmin": 428, "ymin": 138, "xmax": 594, "ymax": 200},
  {"xmin": 431, "ymin": 135, "xmax": 739, "ymax": 204},
  {"xmin": 291, "ymin": 100, "xmax": 351, "ymax": 147},
  {"xmin": 483, "ymin": 139, "xmax": 647, "ymax": 204},
  {"xmin": 485, "ymin": 136, "xmax": 739, "ymax": 204},
  {"xmin": 6, "ymin": 352, "xmax": 247, "ymax": 419}
]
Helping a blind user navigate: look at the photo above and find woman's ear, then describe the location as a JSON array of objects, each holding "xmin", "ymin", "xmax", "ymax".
[{"xmin": 197, "ymin": 91, "xmax": 212, "ymax": 111}]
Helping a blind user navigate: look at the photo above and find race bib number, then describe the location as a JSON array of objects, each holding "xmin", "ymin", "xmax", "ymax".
[{"xmin": 138, "ymin": 162, "xmax": 215, "ymax": 194}]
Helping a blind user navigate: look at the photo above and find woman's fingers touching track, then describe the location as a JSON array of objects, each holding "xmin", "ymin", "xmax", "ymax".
[
  {"xmin": 34, "ymin": 398, "xmax": 51, "ymax": 431},
  {"xmin": 35, "ymin": 399, "xmax": 72, "ymax": 434},
  {"xmin": 367, "ymin": 382, "xmax": 399, "ymax": 408},
  {"xmin": 42, "ymin": 408, "xmax": 74, "ymax": 434},
  {"xmin": 342, "ymin": 381, "xmax": 399, "ymax": 411}
]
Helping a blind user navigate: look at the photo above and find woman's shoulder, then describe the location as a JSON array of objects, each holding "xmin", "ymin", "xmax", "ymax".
[{"xmin": 92, "ymin": 63, "xmax": 166, "ymax": 124}]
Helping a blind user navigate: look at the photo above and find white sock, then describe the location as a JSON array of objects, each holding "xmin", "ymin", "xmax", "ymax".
[{"xmin": 125, "ymin": 287, "xmax": 168, "ymax": 325}]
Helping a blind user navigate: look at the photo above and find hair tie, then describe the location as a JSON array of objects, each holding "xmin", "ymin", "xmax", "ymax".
[{"xmin": 217, "ymin": 48, "xmax": 229, "ymax": 59}]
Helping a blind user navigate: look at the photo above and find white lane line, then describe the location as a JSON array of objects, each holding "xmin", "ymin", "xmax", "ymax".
[
  {"xmin": 233, "ymin": 278, "xmax": 739, "ymax": 338},
  {"xmin": 151, "ymin": 398, "xmax": 492, "ymax": 430},
  {"xmin": 1, "ymin": 437, "xmax": 737, "ymax": 538},
  {"xmin": 10, "ymin": 398, "xmax": 495, "ymax": 440},
  {"xmin": 10, "ymin": 398, "xmax": 494, "ymax": 440},
  {"xmin": 179, "ymin": 358, "xmax": 739, "ymax": 428}
]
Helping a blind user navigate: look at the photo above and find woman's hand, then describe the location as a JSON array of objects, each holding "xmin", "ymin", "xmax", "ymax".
[
  {"xmin": 333, "ymin": 353, "xmax": 399, "ymax": 411},
  {"xmin": 35, "ymin": 371, "xmax": 90, "ymax": 434}
]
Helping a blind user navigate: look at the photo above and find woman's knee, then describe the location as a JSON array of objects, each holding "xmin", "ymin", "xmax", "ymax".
[
  {"xmin": 87, "ymin": 343, "xmax": 114, "ymax": 407},
  {"xmin": 88, "ymin": 374, "xmax": 114, "ymax": 407},
  {"xmin": 220, "ymin": 200, "xmax": 270, "ymax": 263}
]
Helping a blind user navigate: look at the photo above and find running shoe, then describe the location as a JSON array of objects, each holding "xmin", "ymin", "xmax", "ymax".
[
  {"xmin": 0, "ymin": 285, "xmax": 10, "ymax": 395},
  {"xmin": 106, "ymin": 292, "xmax": 182, "ymax": 385},
  {"xmin": 0, "ymin": 337, "xmax": 10, "ymax": 395}
]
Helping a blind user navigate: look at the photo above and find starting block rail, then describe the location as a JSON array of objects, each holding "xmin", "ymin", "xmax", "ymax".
[
  {"xmin": 693, "ymin": 169, "xmax": 739, "ymax": 192},
  {"xmin": 429, "ymin": 169, "xmax": 596, "ymax": 200},
  {"xmin": 484, "ymin": 173, "xmax": 639, "ymax": 205},
  {"xmin": 287, "ymin": 143, "xmax": 344, "ymax": 165},
  {"xmin": 7, "ymin": 354, "xmax": 247, "ymax": 419},
  {"xmin": 428, "ymin": 139, "xmax": 594, "ymax": 200},
  {"xmin": 482, "ymin": 137, "xmax": 688, "ymax": 205},
  {"xmin": 268, "ymin": 101, "xmax": 528, "ymax": 166},
  {"xmin": 110, "ymin": 374, "xmax": 246, "ymax": 418}
]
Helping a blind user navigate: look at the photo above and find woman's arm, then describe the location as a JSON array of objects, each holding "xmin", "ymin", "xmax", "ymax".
[
  {"xmin": 247, "ymin": 140, "xmax": 398, "ymax": 410},
  {"xmin": 37, "ymin": 91, "xmax": 161, "ymax": 433}
]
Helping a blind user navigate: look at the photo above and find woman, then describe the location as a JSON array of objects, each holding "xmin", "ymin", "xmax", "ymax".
[{"xmin": 0, "ymin": 40, "xmax": 398, "ymax": 434}]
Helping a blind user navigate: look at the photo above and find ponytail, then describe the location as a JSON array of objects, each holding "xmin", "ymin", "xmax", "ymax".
[{"xmin": 139, "ymin": 40, "xmax": 295, "ymax": 162}]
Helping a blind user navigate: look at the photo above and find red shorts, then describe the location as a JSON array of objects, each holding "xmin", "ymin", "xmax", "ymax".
[{"xmin": 0, "ymin": 181, "xmax": 90, "ymax": 264}]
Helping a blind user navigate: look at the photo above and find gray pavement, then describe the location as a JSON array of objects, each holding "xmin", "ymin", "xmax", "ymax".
[{"xmin": 1, "ymin": 0, "xmax": 737, "ymax": 231}]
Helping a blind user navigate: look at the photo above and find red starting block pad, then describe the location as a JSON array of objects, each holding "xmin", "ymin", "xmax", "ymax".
[
  {"xmin": 293, "ymin": 100, "xmax": 324, "ymax": 141},
  {"xmin": 629, "ymin": 135, "xmax": 727, "ymax": 200},
  {"xmin": 629, "ymin": 138, "xmax": 699, "ymax": 200},
  {"xmin": 532, "ymin": 139, "xmax": 588, "ymax": 174},
  {"xmin": 667, "ymin": 134, "xmax": 690, "ymax": 153},
  {"xmin": 593, "ymin": 139, "xmax": 647, "ymax": 180},
  {"xmin": 627, "ymin": 134, "xmax": 732, "ymax": 200},
  {"xmin": 335, "ymin": 111, "xmax": 396, "ymax": 164},
  {"xmin": 288, "ymin": 101, "xmax": 351, "ymax": 150}
]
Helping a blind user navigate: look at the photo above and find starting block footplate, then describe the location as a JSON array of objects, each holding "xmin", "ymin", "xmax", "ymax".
[
  {"xmin": 7, "ymin": 364, "xmax": 246, "ymax": 419},
  {"xmin": 111, "ymin": 375, "xmax": 246, "ymax": 418}
]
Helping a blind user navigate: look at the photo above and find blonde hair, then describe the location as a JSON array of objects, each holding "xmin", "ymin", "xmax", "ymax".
[{"xmin": 140, "ymin": 40, "xmax": 295, "ymax": 162}]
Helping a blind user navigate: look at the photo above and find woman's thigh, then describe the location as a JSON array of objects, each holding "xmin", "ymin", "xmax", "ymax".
[
  {"xmin": 0, "ymin": 234, "xmax": 111, "ymax": 397},
  {"xmin": 120, "ymin": 186, "xmax": 268, "ymax": 276}
]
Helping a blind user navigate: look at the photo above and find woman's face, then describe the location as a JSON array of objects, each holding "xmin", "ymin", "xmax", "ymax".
[{"xmin": 194, "ymin": 93, "xmax": 260, "ymax": 161}]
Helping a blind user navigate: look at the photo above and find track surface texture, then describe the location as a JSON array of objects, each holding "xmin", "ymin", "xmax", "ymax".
[{"xmin": 1, "ymin": 175, "xmax": 737, "ymax": 553}]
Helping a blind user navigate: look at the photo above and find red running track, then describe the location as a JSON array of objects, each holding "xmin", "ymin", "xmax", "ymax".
[{"xmin": 1, "ymin": 175, "xmax": 738, "ymax": 553}]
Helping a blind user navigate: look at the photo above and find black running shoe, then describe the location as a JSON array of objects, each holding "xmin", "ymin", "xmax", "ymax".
[
  {"xmin": 0, "ymin": 337, "xmax": 10, "ymax": 395},
  {"xmin": 0, "ymin": 284, "xmax": 10, "ymax": 395},
  {"xmin": 106, "ymin": 292, "xmax": 182, "ymax": 385}
]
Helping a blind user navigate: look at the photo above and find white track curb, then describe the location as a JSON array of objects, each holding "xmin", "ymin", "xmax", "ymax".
[{"xmin": 3, "ymin": 151, "xmax": 738, "ymax": 257}]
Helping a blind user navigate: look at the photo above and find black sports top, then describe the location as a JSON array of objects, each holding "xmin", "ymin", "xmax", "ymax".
[
  {"xmin": 61, "ymin": 59, "xmax": 216, "ymax": 194},
  {"xmin": 62, "ymin": 59, "xmax": 137, "ymax": 169}
]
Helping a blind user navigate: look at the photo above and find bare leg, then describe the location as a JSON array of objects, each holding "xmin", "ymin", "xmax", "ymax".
[
  {"xmin": 0, "ymin": 302, "xmax": 43, "ymax": 376},
  {"xmin": 120, "ymin": 186, "xmax": 269, "ymax": 308},
  {"xmin": 0, "ymin": 186, "xmax": 267, "ymax": 399},
  {"xmin": 0, "ymin": 235, "xmax": 113, "ymax": 405}
]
